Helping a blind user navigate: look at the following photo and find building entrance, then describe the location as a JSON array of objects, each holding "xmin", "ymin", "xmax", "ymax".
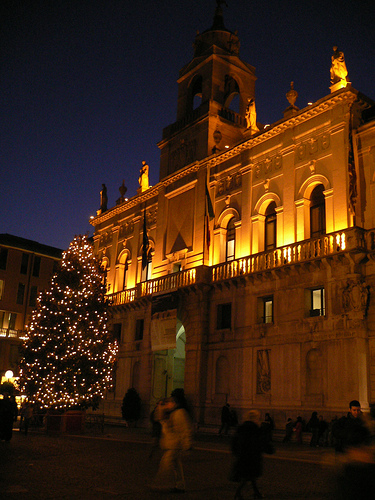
[{"xmin": 151, "ymin": 322, "xmax": 185, "ymax": 404}]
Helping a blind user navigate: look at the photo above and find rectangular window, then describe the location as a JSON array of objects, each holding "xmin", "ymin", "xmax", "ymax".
[
  {"xmin": 0, "ymin": 279, "xmax": 4, "ymax": 300},
  {"xmin": 8, "ymin": 312, "xmax": 17, "ymax": 330},
  {"xmin": 263, "ymin": 297, "xmax": 273, "ymax": 323},
  {"xmin": 16, "ymin": 283, "xmax": 25, "ymax": 305},
  {"xmin": 173, "ymin": 263, "xmax": 181, "ymax": 273},
  {"xmin": 310, "ymin": 205, "xmax": 326, "ymax": 238},
  {"xmin": 0, "ymin": 248, "xmax": 8, "ymax": 270},
  {"xmin": 265, "ymin": 215, "xmax": 276, "ymax": 250},
  {"xmin": 258, "ymin": 296, "xmax": 273, "ymax": 323},
  {"xmin": 217, "ymin": 303, "xmax": 232, "ymax": 330},
  {"xmin": 135, "ymin": 319, "xmax": 144, "ymax": 341},
  {"xmin": 310, "ymin": 287, "xmax": 325, "ymax": 316},
  {"xmin": 141, "ymin": 260, "xmax": 152, "ymax": 282},
  {"xmin": 29, "ymin": 286, "xmax": 38, "ymax": 307},
  {"xmin": 20, "ymin": 253, "xmax": 29, "ymax": 274},
  {"xmin": 113, "ymin": 323, "xmax": 122, "ymax": 342},
  {"xmin": 32, "ymin": 256, "xmax": 41, "ymax": 277}
]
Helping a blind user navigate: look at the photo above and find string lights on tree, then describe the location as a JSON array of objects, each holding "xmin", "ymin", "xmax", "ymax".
[{"xmin": 19, "ymin": 235, "xmax": 118, "ymax": 410}]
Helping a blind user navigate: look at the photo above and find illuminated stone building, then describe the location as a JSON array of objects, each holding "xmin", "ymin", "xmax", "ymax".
[
  {"xmin": 90, "ymin": 5, "xmax": 375, "ymax": 426},
  {"xmin": 0, "ymin": 234, "xmax": 62, "ymax": 382}
]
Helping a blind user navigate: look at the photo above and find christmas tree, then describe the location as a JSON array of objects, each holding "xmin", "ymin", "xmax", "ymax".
[{"xmin": 19, "ymin": 235, "xmax": 118, "ymax": 410}]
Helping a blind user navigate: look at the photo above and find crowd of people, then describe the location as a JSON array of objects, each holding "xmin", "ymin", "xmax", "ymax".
[
  {"xmin": 148, "ymin": 396, "xmax": 375, "ymax": 498},
  {"xmin": 3, "ymin": 389, "xmax": 375, "ymax": 498}
]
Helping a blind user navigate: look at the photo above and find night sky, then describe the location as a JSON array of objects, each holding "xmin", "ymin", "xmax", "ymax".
[{"xmin": 1, "ymin": 0, "xmax": 374, "ymax": 250}]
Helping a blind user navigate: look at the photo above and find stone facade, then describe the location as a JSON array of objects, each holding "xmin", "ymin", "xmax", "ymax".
[{"xmin": 90, "ymin": 7, "xmax": 375, "ymax": 428}]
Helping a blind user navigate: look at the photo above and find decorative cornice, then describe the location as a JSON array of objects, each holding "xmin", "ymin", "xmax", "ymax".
[
  {"xmin": 206, "ymin": 89, "xmax": 360, "ymax": 168},
  {"xmin": 91, "ymin": 89, "xmax": 364, "ymax": 227}
]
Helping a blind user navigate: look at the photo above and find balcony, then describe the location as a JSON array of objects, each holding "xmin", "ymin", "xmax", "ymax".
[
  {"xmin": 0, "ymin": 328, "xmax": 25, "ymax": 340},
  {"xmin": 162, "ymin": 102, "xmax": 209, "ymax": 139},
  {"xmin": 107, "ymin": 227, "xmax": 372, "ymax": 306}
]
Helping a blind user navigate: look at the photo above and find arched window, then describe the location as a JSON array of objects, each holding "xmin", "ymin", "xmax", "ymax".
[
  {"xmin": 265, "ymin": 202, "xmax": 277, "ymax": 250},
  {"xmin": 310, "ymin": 185, "xmax": 326, "ymax": 238},
  {"xmin": 224, "ymin": 75, "xmax": 240, "ymax": 113},
  {"xmin": 226, "ymin": 217, "xmax": 235, "ymax": 261},
  {"xmin": 141, "ymin": 254, "xmax": 152, "ymax": 282},
  {"xmin": 190, "ymin": 75, "xmax": 203, "ymax": 111}
]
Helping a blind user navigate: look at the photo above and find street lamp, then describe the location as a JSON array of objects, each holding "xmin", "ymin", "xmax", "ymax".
[{"xmin": 5, "ymin": 370, "xmax": 14, "ymax": 380}]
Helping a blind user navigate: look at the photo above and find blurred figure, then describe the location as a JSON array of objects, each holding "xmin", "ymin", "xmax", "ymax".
[
  {"xmin": 294, "ymin": 416, "xmax": 303, "ymax": 444},
  {"xmin": 283, "ymin": 418, "xmax": 294, "ymax": 443},
  {"xmin": 331, "ymin": 400, "xmax": 375, "ymax": 499},
  {"xmin": 307, "ymin": 411, "xmax": 319, "ymax": 447},
  {"xmin": 151, "ymin": 394, "xmax": 193, "ymax": 493},
  {"xmin": 317, "ymin": 415, "xmax": 328, "ymax": 447},
  {"xmin": 22, "ymin": 401, "xmax": 34, "ymax": 436},
  {"xmin": 230, "ymin": 410, "xmax": 266, "ymax": 499},
  {"xmin": 0, "ymin": 392, "xmax": 17, "ymax": 441},
  {"xmin": 332, "ymin": 400, "xmax": 368, "ymax": 453},
  {"xmin": 149, "ymin": 399, "xmax": 163, "ymax": 459},
  {"xmin": 261, "ymin": 412, "xmax": 274, "ymax": 442},
  {"xmin": 219, "ymin": 403, "xmax": 232, "ymax": 436}
]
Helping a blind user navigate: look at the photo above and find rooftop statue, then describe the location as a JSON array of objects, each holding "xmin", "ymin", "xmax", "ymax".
[
  {"xmin": 100, "ymin": 183, "xmax": 108, "ymax": 213},
  {"xmin": 245, "ymin": 98, "xmax": 259, "ymax": 134},
  {"xmin": 330, "ymin": 46, "xmax": 348, "ymax": 85},
  {"xmin": 139, "ymin": 161, "xmax": 149, "ymax": 192}
]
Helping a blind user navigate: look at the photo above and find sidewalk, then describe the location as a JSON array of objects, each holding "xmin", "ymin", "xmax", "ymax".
[{"xmin": 62, "ymin": 423, "xmax": 330, "ymax": 465}]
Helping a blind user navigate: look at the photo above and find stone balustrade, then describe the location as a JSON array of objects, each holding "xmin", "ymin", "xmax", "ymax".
[{"xmin": 108, "ymin": 227, "xmax": 373, "ymax": 306}]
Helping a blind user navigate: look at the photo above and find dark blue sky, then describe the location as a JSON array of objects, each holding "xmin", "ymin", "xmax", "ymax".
[{"xmin": 1, "ymin": 0, "xmax": 374, "ymax": 250}]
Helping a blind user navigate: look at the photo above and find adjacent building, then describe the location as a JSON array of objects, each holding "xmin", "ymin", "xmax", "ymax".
[
  {"xmin": 90, "ymin": 5, "xmax": 375, "ymax": 427},
  {"xmin": 0, "ymin": 234, "xmax": 62, "ymax": 381}
]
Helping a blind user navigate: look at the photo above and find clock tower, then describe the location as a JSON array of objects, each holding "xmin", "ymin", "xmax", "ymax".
[{"xmin": 158, "ymin": 1, "xmax": 257, "ymax": 180}]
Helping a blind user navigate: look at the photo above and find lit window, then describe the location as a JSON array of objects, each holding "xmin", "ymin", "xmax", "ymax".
[
  {"xmin": 173, "ymin": 263, "xmax": 181, "ymax": 273},
  {"xmin": 141, "ymin": 259, "xmax": 152, "ymax": 282},
  {"xmin": 8, "ymin": 312, "xmax": 17, "ymax": 330},
  {"xmin": 258, "ymin": 296, "xmax": 273, "ymax": 323},
  {"xmin": 310, "ymin": 288, "xmax": 325, "ymax": 317},
  {"xmin": 310, "ymin": 185, "xmax": 326, "ymax": 238},
  {"xmin": 265, "ymin": 202, "xmax": 277, "ymax": 250},
  {"xmin": 226, "ymin": 218, "xmax": 235, "ymax": 262}
]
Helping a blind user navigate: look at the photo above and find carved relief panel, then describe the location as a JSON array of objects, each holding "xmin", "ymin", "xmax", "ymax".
[
  {"xmin": 256, "ymin": 349, "xmax": 271, "ymax": 394},
  {"xmin": 253, "ymin": 154, "xmax": 283, "ymax": 180},
  {"xmin": 216, "ymin": 172, "xmax": 242, "ymax": 196},
  {"xmin": 295, "ymin": 133, "xmax": 331, "ymax": 163}
]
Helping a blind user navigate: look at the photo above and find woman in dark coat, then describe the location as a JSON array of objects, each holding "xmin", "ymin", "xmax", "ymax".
[{"xmin": 231, "ymin": 410, "xmax": 264, "ymax": 499}]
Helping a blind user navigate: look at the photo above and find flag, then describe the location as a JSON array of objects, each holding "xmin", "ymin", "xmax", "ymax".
[
  {"xmin": 142, "ymin": 210, "xmax": 149, "ymax": 270},
  {"xmin": 205, "ymin": 174, "xmax": 215, "ymax": 251},
  {"xmin": 205, "ymin": 175, "xmax": 215, "ymax": 220}
]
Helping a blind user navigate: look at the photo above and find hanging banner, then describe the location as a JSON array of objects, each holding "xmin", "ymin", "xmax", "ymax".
[{"xmin": 150, "ymin": 310, "xmax": 177, "ymax": 351}]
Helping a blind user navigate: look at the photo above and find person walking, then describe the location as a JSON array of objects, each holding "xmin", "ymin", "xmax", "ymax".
[
  {"xmin": 294, "ymin": 416, "xmax": 303, "ymax": 444},
  {"xmin": 283, "ymin": 418, "xmax": 294, "ymax": 443},
  {"xmin": 219, "ymin": 403, "xmax": 232, "ymax": 436},
  {"xmin": 307, "ymin": 411, "xmax": 319, "ymax": 447},
  {"xmin": 230, "ymin": 410, "xmax": 265, "ymax": 499},
  {"xmin": 151, "ymin": 394, "xmax": 193, "ymax": 493},
  {"xmin": 22, "ymin": 401, "xmax": 34, "ymax": 436},
  {"xmin": 0, "ymin": 392, "xmax": 17, "ymax": 441}
]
